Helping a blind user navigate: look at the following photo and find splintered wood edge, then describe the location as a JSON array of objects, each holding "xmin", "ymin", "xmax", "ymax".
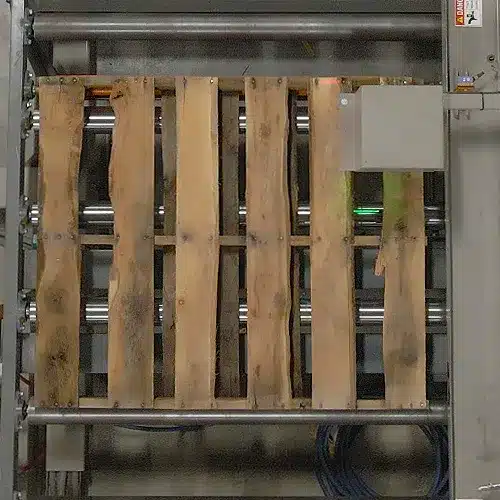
[
  {"xmin": 78, "ymin": 397, "xmax": 388, "ymax": 410},
  {"xmin": 80, "ymin": 234, "xmax": 381, "ymax": 247}
]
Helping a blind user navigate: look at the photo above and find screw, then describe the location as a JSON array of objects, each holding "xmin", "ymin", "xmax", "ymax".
[
  {"xmin": 340, "ymin": 98, "xmax": 349, "ymax": 106},
  {"xmin": 488, "ymin": 54, "xmax": 496, "ymax": 62}
]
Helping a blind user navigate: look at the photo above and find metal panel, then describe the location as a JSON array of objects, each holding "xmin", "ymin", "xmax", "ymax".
[
  {"xmin": 0, "ymin": 0, "xmax": 26, "ymax": 498},
  {"xmin": 34, "ymin": 0, "xmax": 442, "ymax": 13},
  {"xmin": 94, "ymin": 40, "xmax": 442, "ymax": 82},
  {"xmin": 446, "ymin": 0, "xmax": 500, "ymax": 497},
  {"xmin": 45, "ymin": 425, "xmax": 85, "ymax": 472},
  {"xmin": 342, "ymin": 85, "xmax": 444, "ymax": 171}
]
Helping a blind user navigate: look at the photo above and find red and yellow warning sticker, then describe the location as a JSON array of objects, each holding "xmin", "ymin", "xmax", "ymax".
[{"xmin": 455, "ymin": 0, "xmax": 483, "ymax": 27}]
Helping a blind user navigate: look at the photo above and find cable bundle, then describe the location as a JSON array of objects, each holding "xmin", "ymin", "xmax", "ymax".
[
  {"xmin": 118, "ymin": 424, "xmax": 204, "ymax": 433},
  {"xmin": 315, "ymin": 424, "xmax": 449, "ymax": 499}
]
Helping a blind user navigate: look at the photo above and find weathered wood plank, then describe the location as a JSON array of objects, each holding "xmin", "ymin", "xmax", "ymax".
[
  {"xmin": 78, "ymin": 396, "xmax": 387, "ymax": 410},
  {"xmin": 219, "ymin": 93, "xmax": 241, "ymax": 397},
  {"xmin": 245, "ymin": 77, "xmax": 292, "ymax": 409},
  {"xmin": 175, "ymin": 77, "xmax": 219, "ymax": 409},
  {"xmin": 38, "ymin": 75, "xmax": 388, "ymax": 94},
  {"xmin": 161, "ymin": 93, "xmax": 177, "ymax": 397},
  {"xmin": 107, "ymin": 77, "xmax": 155, "ymax": 408},
  {"xmin": 289, "ymin": 92, "xmax": 304, "ymax": 398},
  {"xmin": 375, "ymin": 172, "xmax": 427, "ymax": 409},
  {"xmin": 35, "ymin": 81, "xmax": 84, "ymax": 408},
  {"xmin": 309, "ymin": 77, "xmax": 356, "ymax": 410}
]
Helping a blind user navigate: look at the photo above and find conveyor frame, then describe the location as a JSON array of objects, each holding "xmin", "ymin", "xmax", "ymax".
[{"xmin": 1, "ymin": 0, "xmax": 494, "ymax": 498}]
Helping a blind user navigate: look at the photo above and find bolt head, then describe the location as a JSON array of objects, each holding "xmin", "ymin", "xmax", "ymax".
[{"xmin": 340, "ymin": 98, "xmax": 348, "ymax": 106}]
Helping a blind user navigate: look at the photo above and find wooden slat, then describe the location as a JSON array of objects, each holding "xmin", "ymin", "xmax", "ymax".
[
  {"xmin": 175, "ymin": 77, "xmax": 219, "ymax": 409},
  {"xmin": 289, "ymin": 92, "xmax": 303, "ymax": 397},
  {"xmin": 245, "ymin": 77, "xmax": 292, "ymax": 410},
  {"xmin": 35, "ymin": 80, "xmax": 84, "ymax": 408},
  {"xmin": 38, "ymin": 75, "xmax": 388, "ymax": 94},
  {"xmin": 375, "ymin": 172, "xmax": 426, "ymax": 409},
  {"xmin": 161, "ymin": 93, "xmax": 177, "ymax": 397},
  {"xmin": 219, "ymin": 93, "xmax": 241, "ymax": 397},
  {"xmin": 78, "ymin": 396, "xmax": 386, "ymax": 410},
  {"xmin": 107, "ymin": 77, "xmax": 155, "ymax": 408},
  {"xmin": 309, "ymin": 77, "xmax": 356, "ymax": 410}
]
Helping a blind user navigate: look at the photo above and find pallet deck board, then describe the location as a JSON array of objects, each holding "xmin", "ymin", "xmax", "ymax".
[
  {"xmin": 78, "ymin": 396, "xmax": 387, "ymax": 410},
  {"xmin": 245, "ymin": 77, "xmax": 292, "ymax": 410},
  {"xmin": 219, "ymin": 92, "xmax": 241, "ymax": 397},
  {"xmin": 309, "ymin": 78, "xmax": 356, "ymax": 410},
  {"xmin": 376, "ymin": 172, "xmax": 427, "ymax": 409},
  {"xmin": 174, "ymin": 77, "xmax": 219, "ymax": 409},
  {"xmin": 107, "ymin": 77, "xmax": 155, "ymax": 408},
  {"xmin": 35, "ymin": 80, "xmax": 85, "ymax": 408},
  {"xmin": 161, "ymin": 93, "xmax": 177, "ymax": 397},
  {"xmin": 37, "ymin": 76, "xmax": 397, "ymax": 94}
]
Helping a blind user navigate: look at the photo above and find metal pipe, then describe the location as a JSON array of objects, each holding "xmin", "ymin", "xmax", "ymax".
[
  {"xmin": 27, "ymin": 299, "xmax": 446, "ymax": 325},
  {"xmin": 30, "ymin": 106, "xmax": 320, "ymax": 133},
  {"xmin": 27, "ymin": 405, "xmax": 448, "ymax": 425},
  {"xmin": 33, "ymin": 13, "xmax": 441, "ymax": 41},
  {"xmin": 27, "ymin": 203, "xmax": 445, "ymax": 229}
]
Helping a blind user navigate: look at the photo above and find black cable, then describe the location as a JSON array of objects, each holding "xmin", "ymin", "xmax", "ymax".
[
  {"xmin": 315, "ymin": 424, "xmax": 449, "ymax": 499},
  {"xmin": 117, "ymin": 424, "xmax": 204, "ymax": 433}
]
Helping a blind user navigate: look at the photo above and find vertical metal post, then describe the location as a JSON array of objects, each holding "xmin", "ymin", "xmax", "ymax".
[
  {"xmin": 446, "ymin": 0, "xmax": 500, "ymax": 497},
  {"xmin": 0, "ymin": 0, "xmax": 27, "ymax": 497}
]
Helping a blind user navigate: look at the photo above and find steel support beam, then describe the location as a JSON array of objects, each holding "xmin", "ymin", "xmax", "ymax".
[
  {"xmin": 26, "ymin": 298, "xmax": 447, "ymax": 326},
  {"xmin": 27, "ymin": 405, "xmax": 449, "ymax": 426},
  {"xmin": 446, "ymin": 0, "xmax": 500, "ymax": 497},
  {"xmin": 0, "ymin": 0, "xmax": 27, "ymax": 498},
  {"xmin": 34, "ymin": 0, "xmax": 442, "ymax": 14},
  {"xmin": 33, "ymin": 13, "xmax": 441, "ymax": 41},
  {"xmin": 26, "ymin": 202, "xmax": 445, "ymax": 230}
]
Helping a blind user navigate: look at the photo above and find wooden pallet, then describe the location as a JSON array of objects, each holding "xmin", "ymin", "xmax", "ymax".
[{"xmin": 35, "ymin": 75, "xmax": 426, "ymax": 411}]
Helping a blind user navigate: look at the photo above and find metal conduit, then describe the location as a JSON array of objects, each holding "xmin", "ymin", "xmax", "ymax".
[
  {"xmin": 27, "ymin": 405, "xmax": 448, "ymax": 425},
  {"xmin": 27, "ymin": 300, "xmax": 446, "ymax": 325},
  {"xmin": 33, "ymin": 108, "xmax": 310, "ymax": 133},
  {"xmin": 33, "ymin": 13, "xmax": 441, "ymax": 41},
  {"xmin": 28, "ymin": 204, "xmax": 444, "ymax": 229}
]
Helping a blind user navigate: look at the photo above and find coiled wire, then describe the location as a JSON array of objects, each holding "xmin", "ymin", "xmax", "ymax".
[{"xmin": 315, "ymin": 424, "xmax": 449, "ymax": 498}]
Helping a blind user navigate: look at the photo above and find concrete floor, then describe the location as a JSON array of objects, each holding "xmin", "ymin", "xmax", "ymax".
[{"xmin": 86, "ymin": 424, "xmax": 434, "ymax": 496}]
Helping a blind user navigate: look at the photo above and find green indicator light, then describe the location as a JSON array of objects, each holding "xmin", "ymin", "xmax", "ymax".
[{"xmin": 353, "ymin": 207, "xmax": 383, "ymax": 216}]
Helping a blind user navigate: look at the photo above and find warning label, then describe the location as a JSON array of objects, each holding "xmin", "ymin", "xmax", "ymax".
[{"xmin": 455, "ymin": 0, "xmax": 483, "ymax": 27}]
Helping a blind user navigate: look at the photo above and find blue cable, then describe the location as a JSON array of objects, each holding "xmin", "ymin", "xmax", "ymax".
[
  {"xmin": 118, "ymin": 424, "xmax": 204, "ymax": 433},
  {"xmin": 315, "ymin": 424, "xmax": 449, "ymax": 499}
]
